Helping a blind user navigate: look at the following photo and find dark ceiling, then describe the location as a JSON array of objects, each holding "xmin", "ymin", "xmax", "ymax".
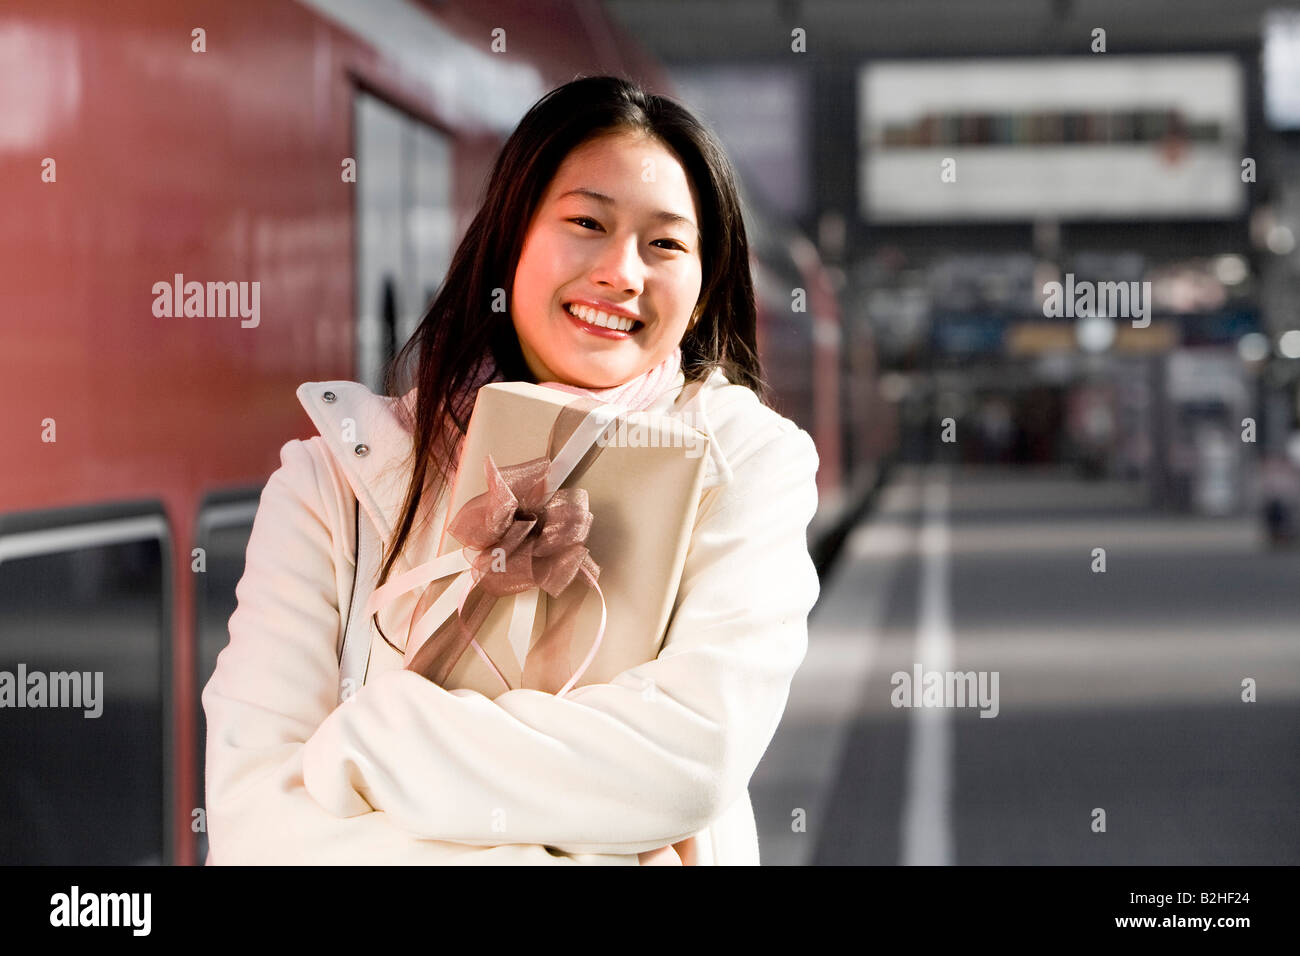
[{"xmin": 604, "ymin": 0, "xmax": 1300, "ymax": 60}]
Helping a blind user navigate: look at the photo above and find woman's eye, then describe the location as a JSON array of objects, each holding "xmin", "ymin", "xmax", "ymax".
[{"xmin": 568, "ymin": 218, "xmax": 686, "ymax": 252}]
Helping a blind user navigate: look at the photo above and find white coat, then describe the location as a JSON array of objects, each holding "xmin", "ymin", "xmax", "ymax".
[{"xmin": 201, "ymin": 365, "xmax": 820, "ymax": 865}]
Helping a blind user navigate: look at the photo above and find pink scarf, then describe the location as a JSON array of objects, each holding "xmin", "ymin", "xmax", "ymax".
[{"xmin": 537, "ymin": 346, "xmax": 683, "ymax": 412}]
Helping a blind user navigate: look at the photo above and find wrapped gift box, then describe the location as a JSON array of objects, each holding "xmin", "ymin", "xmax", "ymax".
[{"xmin": 399, "ymin": 381, "xmax": 710, "ymax": 699}]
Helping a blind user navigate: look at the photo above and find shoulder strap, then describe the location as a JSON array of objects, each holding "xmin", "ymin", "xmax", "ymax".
[{"xmin": 337, "ymin": 495, "xmax": 377, "ymax": 703}]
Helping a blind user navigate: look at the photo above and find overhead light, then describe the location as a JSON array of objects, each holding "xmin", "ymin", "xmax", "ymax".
[
  {"xmin": 1238, "ymin": 332, "xmax": 1270, "ymax": 362},
  {"xmin": 1287, "ymin": 432, "xmax": 1300, "ymax": 469},
  {"xmin": 1267, "ymin": 225, "xmax": 1296, "ymax": 255},
  {"xmin": 1076, "ymin": 314, "xmax": 1116, "ymax": 353},
  {"xmin": 1279, "ymin": 330, "xmax": 1300, "ymax": 358},
  {"xmin": 1213, "ymin": 254, "xmax": 1249, "ymax": 285}
]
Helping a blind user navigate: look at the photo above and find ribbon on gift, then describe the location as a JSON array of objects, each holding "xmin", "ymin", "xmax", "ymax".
[{"xmin": 363, "ymin": 397, "xmax": 623, "ymax": 698}]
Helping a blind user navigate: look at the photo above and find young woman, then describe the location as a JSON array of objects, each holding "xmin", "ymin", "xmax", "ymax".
[{"xmin": 202, "ymin": 75, "xmax": 821, "ymax": 866}]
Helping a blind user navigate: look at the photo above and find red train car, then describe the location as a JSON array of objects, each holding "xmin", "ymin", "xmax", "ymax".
[{"xmin": 0, "ymin": 0, "xmax": 894, "ymax": 865}]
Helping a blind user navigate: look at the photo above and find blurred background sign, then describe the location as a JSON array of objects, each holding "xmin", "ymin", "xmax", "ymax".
[{"xmin": 859, "ymin": 55, "xmax": 1247, "ymax": 221}]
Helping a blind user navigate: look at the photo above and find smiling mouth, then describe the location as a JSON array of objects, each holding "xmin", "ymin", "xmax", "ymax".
[{"xmin": 564, "ymin": 302, "xmax": 643, "ymax": 334}]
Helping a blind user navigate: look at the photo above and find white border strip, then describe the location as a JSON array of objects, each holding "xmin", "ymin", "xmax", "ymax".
[
  {"xmin": 900, "ymin": 468, "xmax": 954, "ymax": 866},
  {"xmin": 0, "ymin": 515, "xmax": 169, "ymax": 564}
]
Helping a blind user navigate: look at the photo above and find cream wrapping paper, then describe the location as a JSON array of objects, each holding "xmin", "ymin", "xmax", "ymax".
[{"xmin": 393, "ymin": 381, "xmax": 710, "ymax": 699}]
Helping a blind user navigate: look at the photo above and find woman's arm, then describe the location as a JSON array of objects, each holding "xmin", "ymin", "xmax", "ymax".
[
  {"xmin": 202, "ymin": 438, "xmax": 635, "ymax": 865},
  {"xmin": 300, "ymin": 421, "xmax": 821, "ymax": 855}
]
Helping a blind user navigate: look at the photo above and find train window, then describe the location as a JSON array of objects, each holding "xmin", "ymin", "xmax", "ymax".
[
  {"xmin": 192, "ymin": 493, "xmax": 259, "ymax": 865},
  {"xmin": 0, "ymin": 505, "xmax": 168, "ymax": 865},
  {"xmin": 354, "ymin": 90, "xmax": 453, "ymax": 391}
]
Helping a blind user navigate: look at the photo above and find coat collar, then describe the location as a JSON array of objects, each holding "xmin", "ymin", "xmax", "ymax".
[{"xmin": 296, "ymin": 368, "xmax": 734, "ymax": 571}]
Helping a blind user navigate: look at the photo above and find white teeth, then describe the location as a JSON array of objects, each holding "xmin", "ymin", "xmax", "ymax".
[{"xmin": 567, "ymin": 303, "xmax": 636, "ymax": 332}]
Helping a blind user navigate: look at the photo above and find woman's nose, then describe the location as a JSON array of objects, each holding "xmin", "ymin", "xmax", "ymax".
[{"xmin": 589, "ymin": 234, "xmax": 645, "ymax": 295}]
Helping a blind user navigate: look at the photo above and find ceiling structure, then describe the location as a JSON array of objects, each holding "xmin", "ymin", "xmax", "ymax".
[{"xmin": 604, "ymin": 0, "xmax": 1299, "ymax": 60}]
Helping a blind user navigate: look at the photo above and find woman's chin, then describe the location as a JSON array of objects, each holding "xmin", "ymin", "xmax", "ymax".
[{"xmin": 550, "ymin": 359, "xmax": 636, "ymax": 390}]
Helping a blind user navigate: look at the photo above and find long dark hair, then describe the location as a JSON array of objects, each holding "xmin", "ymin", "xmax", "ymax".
[{"xmin": 370, "ymin": 74, "xmax": 764, "ymax": 643}]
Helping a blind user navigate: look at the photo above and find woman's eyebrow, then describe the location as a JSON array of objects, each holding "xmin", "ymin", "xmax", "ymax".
[{"xmin": 558, "ymin": 187, "xmax": 699, "ymax": 242}]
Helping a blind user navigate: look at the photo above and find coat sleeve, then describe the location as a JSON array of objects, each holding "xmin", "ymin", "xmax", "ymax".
[
  {"xmin": 299, "ymin": 422, "xmax": 821, "ymax": 855},
  {"xmin": 201, "ymin": 438, "xmax": 636, "ymax": 865}
]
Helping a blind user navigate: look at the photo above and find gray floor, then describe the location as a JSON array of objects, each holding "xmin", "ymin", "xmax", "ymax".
[{"xmin": 752, "ymin": 464, "xmax": 1300, "ymax": 865}]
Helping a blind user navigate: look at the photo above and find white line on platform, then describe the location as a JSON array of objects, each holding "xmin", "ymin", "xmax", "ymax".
[
  {"xmin": 900, "ymin": 467, "xmax": 954, "ymax": 866},
  {"xmin": 752, "ymin": 474, "xmax": 920, "ymax": 865}
]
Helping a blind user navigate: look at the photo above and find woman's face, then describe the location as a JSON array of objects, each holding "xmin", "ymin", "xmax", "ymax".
[{"xmin": 510, "ymin": 130, "xmax": 703, "ymax": 388}]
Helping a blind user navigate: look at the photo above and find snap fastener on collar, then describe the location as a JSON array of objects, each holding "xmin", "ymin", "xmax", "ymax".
[
  {"xmin": 353, "ymin": 443, "xmax": 369, "ymax": 457},
  {"xmin": 322, "ymin": 390, "xmax": 336, "ymax": 403}
]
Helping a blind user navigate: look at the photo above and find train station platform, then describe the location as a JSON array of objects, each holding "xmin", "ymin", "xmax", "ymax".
[{"xmin": 752, "ymin": 464, "xmax": 1300, "ymax": 865}]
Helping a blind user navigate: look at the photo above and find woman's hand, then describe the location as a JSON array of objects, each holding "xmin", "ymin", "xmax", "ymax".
[
  {"xmin": 672, "ymin": 836, "xmax": 698, "ymax": 866},
  {"xmin": 637, "ymin": 845, "xmax": 680, "ymax": 865},
  {"xmin": 637, "ymin": 835, "xmax": 697, "ymax": 866}
]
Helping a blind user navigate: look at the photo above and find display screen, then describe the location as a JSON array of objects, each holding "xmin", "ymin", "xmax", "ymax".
[
  {"xmin": 1264, "ymin": 9, "xmax": 1300, "ymax": 130},
  {"xmin": 860, "ymin": 55, "xmax": 1246, "ymax": 222}
]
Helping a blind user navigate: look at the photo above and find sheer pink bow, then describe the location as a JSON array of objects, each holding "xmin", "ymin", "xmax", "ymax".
[
  {"xmin": 382, "ymin": 398, "xmax": 615, "ymax": 697},
  {"xmin": 448, "ymin": 455, "xmax": 599, "ymax": 603}
]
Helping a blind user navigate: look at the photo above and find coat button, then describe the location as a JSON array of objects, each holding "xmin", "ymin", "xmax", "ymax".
[
  {"xmin": 353, "ymin": 443, "xmax": 369, "ymax": 457},
  {"xmin": 322, "ymin": 390, "xmax": 336, "ymax": 403}
]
